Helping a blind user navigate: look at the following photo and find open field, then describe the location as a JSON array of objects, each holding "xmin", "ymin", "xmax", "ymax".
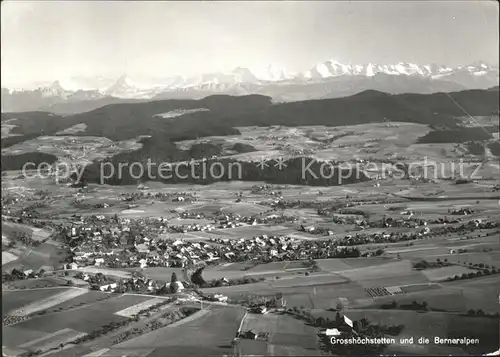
[
  {"xmin": 362, "ymin": 280, "xmax": 500, "ymax": 313},
  {"xmin": 338, "ymin": 260, "xmax": 430, "ymax": 288},
  {"xmin": 115, "ymin": 305, "xmax": 245, "ymax": 356},
  {"xmin": 37, "ymin": 290, "xmax": 112, "ymax": 312},
  {"xmin": 316, "ymin": 257, "xmax": 395, "ymax": 272},
  {"xmin": 2, "ymin": 241, "xmax": 71, "ymax": 272},
  {"xmin": 10, "ymin": 287, "xmax": 88, "ymax": 316},
  {"xmin": 400, "ymin": 283, "xmax": 442, "ymax": 294},
  {"xmin": 200, "ymin": 262, "xmax": 317, "ymax": 281},
  {"xmin": 2, "ymin": 288, "xmax": 69, "ymax": 316},
  {"xmin": 176, "ymin": 123, "xmax": 435, "ymax": 163},
  {"xmin": 114, "ymin": 298, "xmax": 165, "ymax": 317},
  {"xmin": 2, "ymin": 325, "xmax": 52, "ymax": 351},
  {"xmin": 239, "ymin": 312, "xmax": 319, "ymax": 355},
  {"xmin": 81, "ymin": 348, "xmax": 156, "ymax": 357},
  {"xmin": 2, "ymin": 135, "xmax": 143, "ymax": 165},
  {"xmin": 5, "ymin": 276, "xmax": 69, "ymax": 289},
  {"xmin": 209, "ymin": 224, "xmax": 296, "ymax": 239},
  {"xmin": 202, "ymin": 278, "xmax": 373, "ymax": 309},
  {"xmin": 2, "ymin": 251, "xmax": 18, "ymax": 265},
  {"xmin": 220, "ymin": 202, "xmax": 271, "ymax": 216},
  {"xmin": 168, "ymin": 218, "xmax": 214, "ymax": 226},
  {"xmin": 12, "ymin": 294, "xmax": 152, "ymax": 334},
  {"xmin": 199, "ymin": 259, "xmax": 484, "ymax": 310},
  {"xmin": 75, "ymin": 267, "xmax": 133, "ymax": 278},
  {"xmin": 2, "ymin": 221, "xmax": 37, "ymax": 239},
  {"xmin": 441, "ymin": 275, "xmax": 500, "ymax": 307},
  {"xmin": 421, "ymin": 266, "xmax": 477, "ymax": 281},
  {"xmin": 245, "ymin": 261, "xmax": 291, "ymax": 273},
  {"xmin": 269, "ymin": 273, "xmax": 348, "ymax": 288},
  {"xmin": 431, "ymin": 251, "xmax": 500, "ymax": 267},
  {"xmin": 172, "ymin": 121, "xmax": 500, "ymax": 167},
  {"xmin": 121, "ymin": 267, "xmax": 186, "ymax": 282},
  {"xmin": 19, "ymin": 328, "xmax": 88, "ymax": 352},
  {"xmin": 1, "ymin": 119, "xmax": 21, "ymax": 138},
  {"xmin": 202, "ymin": 264, "xmax": 258, "ymax": 280}
]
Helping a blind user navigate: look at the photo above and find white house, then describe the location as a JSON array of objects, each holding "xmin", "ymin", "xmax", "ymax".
[
  {"xmin": 139, "ymin": 258, "xmax": 148, "ymax": 268},
  {"xmin": 176, "ymin": 281, "xmax": 185, "ymax": 291},
  {"xmin": 212, "ymin": 293, "xmax": 228, "ymax": 302},
  {"xmin": 325, "ymin": 328, "xmax": 342, "ymax": 336},
  {"xmin": 258, "ymin": 306, "xmax": 268, "ymax": 314}
]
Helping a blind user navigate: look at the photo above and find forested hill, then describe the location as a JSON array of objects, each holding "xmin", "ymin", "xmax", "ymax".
[
  {"xmin": 3, "ymin": 89, "xmax": 498, "ymax": 145},
  {"xmin": 2, "ymin": 88, "xmax": 498, "ymax": 185}
]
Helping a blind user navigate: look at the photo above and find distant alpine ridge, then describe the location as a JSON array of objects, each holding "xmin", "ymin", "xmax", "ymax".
[{"xmin": 2, "ymin": 60, "xmax": 498, "ymax": 114}]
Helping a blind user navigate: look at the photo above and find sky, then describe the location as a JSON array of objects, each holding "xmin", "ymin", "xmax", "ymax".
[{"xmin": 1, "ymin": 0, "xmax": 498, "ymax": 87}]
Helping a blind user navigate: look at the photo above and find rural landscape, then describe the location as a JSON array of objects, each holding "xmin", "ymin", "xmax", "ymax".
[{"xmin": 2, "ymin": 1, "xmax": 499, "ymax": 357}]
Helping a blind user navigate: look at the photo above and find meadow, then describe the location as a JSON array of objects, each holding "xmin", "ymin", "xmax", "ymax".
[
  {"xmin": 115, "ymin": 305, "xmax": 245, "ymax": 357},
  {"xmin": 239, "ymin": 312, "xmax": 320, "ymax": 355},
  {"xmin": 2, "ymin": 288, "xmax": 70, "ymax": 316},
  {"xmin": 11, "ymin": 294, "xmax": 151, "ymax": 334}
]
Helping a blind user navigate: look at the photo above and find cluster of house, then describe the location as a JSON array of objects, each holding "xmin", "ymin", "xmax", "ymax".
[
  {"xmin": 204, "ymin": 293, "xmax": 229, "ymax": 303},
  {"xmin": 305, "ymin": 207, "xmax": 485, "ymax": 236},
  {"xmin": 64, "ymin": 215, "xmax": 362, "ymax": 269},
  {"xmin": 80, "ymin": 271, "xmax": 185, "ymax": 294},
  {"xmin": 3, "ymin": 268, "xmax": 39, "ymax": 280},
  {"xmin": 295, "ymin": 218, "xmax": 497, "ymax": 250},
  {"xmin": 63, "ymin": 214, "xmax": 314, "ymax": 269},
  {"xmin": 59, "ymin": 208, "xmax": 499, "ymax": 274},
  {"xmin": 171, "ymin": 214, "xmax": 253, "ymax": 233},
  {"xmin": 250, "ymin": 184, "xmax": 289, "ymax": 194},
  {"xmin": 300, "ymin": 223, "xmax": 432, "ymax": 242},
  {"xmin": 178, "ymin": 212, "xmax": 208, "ymax": 219},
  {"xmin": 216, "ymin": 213, "xmax": 299, "ymax": 227},
  {"xmin": 207, "ymin": 234, "xmax": 316, "ymax": 261},
  {"xmin": 121, "ymin": 191, "xmax": 198, "ymax": 203},
  {"xmin": 169, "ymin": 222, "xmax": 218, "ymax": 233},
  {"xmin": 169, "ymin": 212, "xmax": 296, "ymax": 234},
  {"xmin": 69, "ymin": 236, "xmax": 229, "ymax": 270},
  {"xmin": 451, "ymin": 208, "xmax": 475, "ymax": 215},
  {"xmin": 430, "ymin": 219, "xmax": 498, "ymax": 237}
]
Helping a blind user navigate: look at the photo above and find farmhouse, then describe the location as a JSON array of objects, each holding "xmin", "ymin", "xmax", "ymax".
[
  {"xmin": 323, "ymin": 328, "xmax": 342, "ymax": 336},
  {"xmin": 239, "ymin": 330, "xmax": 258, "ymax": 340},
  {"xmin": 174, "ymin": 281, "xmax": 185, "ymax": 292}
]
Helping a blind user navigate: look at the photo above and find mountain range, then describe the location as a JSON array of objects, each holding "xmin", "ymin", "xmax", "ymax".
[{"xmin": 2, "ymin": 60, "xmax": 498, "ymax": 114}]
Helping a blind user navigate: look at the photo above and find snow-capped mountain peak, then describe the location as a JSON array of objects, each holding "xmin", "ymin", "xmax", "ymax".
[
  {"xmin": 232, "ymin": 67, "xmax": 259, "ymax": 83},
  {"xmin": 108, "ymin": 75, "xmax": 135, "ymax": 90},
  {"xmin": 38, "ymin": 80, "xmax": 69, "ymax": 98},
  {"xmin": 48, "ymin": 80, "xmax": 65, "ymax": 91},
  {"xmin": 2, "ymin": 60, "xmax": 497, "ymax": 109},
  {"xmin": 105, "ymin": 75, "xmax": 141, "ymax": 97},
  {"xmin": 302, "ymin": 61, "xmax": 498, "ymax": 81},
  {"xmin": 253, "ymin": 63, "xmax": 294, "ymax": 82}
]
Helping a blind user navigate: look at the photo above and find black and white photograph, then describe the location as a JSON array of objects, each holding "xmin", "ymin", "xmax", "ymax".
[{"xmin": 1, "ymin": 1, "xmax": 499, "ymax": 356}]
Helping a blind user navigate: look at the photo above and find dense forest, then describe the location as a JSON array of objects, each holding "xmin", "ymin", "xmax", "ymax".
[
  {"xmin": 417, "ymin": 126, "xmax": 498, "ymax": 144},
  {"xmin": 80, "ymin": 157, "xmax": 369, "ymax": 186},
  {"xmin": 1, "ymin": 152, "xmax": 58, "ymax": 171}
]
